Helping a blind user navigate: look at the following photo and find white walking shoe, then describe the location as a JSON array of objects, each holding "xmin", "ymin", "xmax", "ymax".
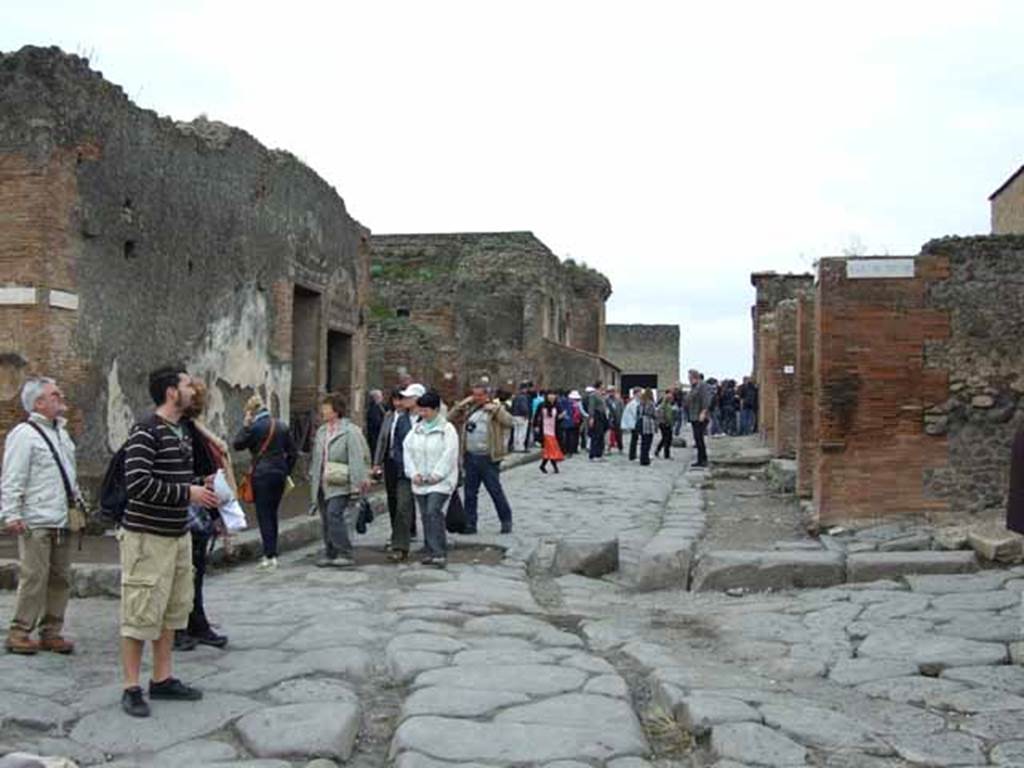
[{"xmin": 256, "ymin": 556, "xmax": 279, "ymax": 571}]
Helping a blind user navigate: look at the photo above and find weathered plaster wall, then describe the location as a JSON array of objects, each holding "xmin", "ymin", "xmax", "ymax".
[
  {"xmin": 0, "ymin": 46, "xmax": 369, "ymax": 480},
  {"xmin": 605, "ymin": 324, "xmax": 680, "ymax": 391}
]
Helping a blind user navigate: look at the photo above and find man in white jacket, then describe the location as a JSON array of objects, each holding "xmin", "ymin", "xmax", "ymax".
[
  {"xmin": 403, "ymin": 391, "xmax": 459, "ymax": 568},
  {"xmin": 620, "ymin": 388, "xmax": 642, "ymax": 462},
  {"xmin": 1, "ymin": 377, "xmax": 78, "ymax": 655}
]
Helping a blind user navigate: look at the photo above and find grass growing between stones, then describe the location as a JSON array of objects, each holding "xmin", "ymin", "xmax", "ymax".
[{"xmin": 641, "ymin": 704, "xmax": 694, "ymax": 758}]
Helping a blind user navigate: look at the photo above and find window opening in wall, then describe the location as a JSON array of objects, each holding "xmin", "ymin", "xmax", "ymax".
[
  {"xmin": 327, "ymin": 330, "xmax": 352, "ymax": 395},
  {"xmin": 123, "ymin": 240, "xmax": 136, "ymax": 259}
]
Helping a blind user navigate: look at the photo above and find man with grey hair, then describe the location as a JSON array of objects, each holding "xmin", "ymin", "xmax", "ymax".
[{"xmin": 1, "ymin": 377, "xmax": 79, "ymax": 655}]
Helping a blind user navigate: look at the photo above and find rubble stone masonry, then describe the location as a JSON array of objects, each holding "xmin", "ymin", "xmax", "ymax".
[{"xmin": 0, "ymin": 46, "xmax": 369, "ymax": 482}]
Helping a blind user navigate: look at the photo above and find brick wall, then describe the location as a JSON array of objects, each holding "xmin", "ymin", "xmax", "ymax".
[
  {"xmin": 757, "ymin": 311, "xmax": 778, "ymax": 448},
  {"xmin": 773, "ymin": 299, "xmax": 799, "ymax": 458},
  {"xmin": 795, "ymin": 293, "xmax": 816, "ymax": 498},
  {"xmin": 813, "ymin": 255, "xmax": 950, "ymax": 524},
  {"xmin": 991, "ymin": 169, "xmax": 1024, "ymax": 235}
]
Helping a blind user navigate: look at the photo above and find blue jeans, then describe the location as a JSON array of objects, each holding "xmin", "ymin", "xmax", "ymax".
[
  {"xmin": 416, "ymin": 492, "xmax": 449, "ymax": 558},
  {"xmin": 319, "ymin": 493, "xmax": 354, "ymax": 559},
  {"xmin": 463, "ymin": 453, "xmax": 513, "ymax": 530},
  {"xmin": 740, "ymin": 409, "xmax": 755, "ymax": 435}
]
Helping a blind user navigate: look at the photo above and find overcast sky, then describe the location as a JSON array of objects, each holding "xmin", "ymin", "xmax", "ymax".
[{"xmin": 5, "ymin": 1, "xmax": 1024, "ymax": 380}]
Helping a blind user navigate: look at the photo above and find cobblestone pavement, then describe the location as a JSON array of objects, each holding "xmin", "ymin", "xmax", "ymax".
[{"xmin": 1, "ymin": 447, "xmax": 1023, "ymax": 767}]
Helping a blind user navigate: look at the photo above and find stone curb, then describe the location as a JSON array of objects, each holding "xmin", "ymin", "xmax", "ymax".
[
  {"xmin": 0, "ymin": 450, "xmax": 542, "ymax": 597},
  {"xmin": 690, "ymin": 547, "xmax": 983, "ymax": 592}
]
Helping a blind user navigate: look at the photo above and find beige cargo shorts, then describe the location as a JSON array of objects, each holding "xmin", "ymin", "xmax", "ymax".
[{"xmin": 118, "ymin": 529, "xmax": 193, "ymax": 641}]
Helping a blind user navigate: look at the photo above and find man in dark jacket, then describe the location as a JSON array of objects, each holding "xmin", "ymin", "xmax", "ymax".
[{"xmin": 686, "ymin": 369, "xmax": 713, "ymax": 468}]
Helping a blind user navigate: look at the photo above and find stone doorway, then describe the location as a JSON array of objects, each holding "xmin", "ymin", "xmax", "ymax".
[{"xmin": 290, "ymin": 285, "xmax": 322, "ymax": 452}]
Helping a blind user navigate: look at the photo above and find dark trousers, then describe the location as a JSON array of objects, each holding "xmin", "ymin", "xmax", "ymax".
[
  {"xmin": 639, "ymin": 433, "xmax": 654, "ymax": 465},
  {"xmin": 655, "ymin": 425, "xmax": 673, "ymax": 458},
  {"xmin": 319, "ymin": 492, "xmax": 354, "ymax": 558},
  {"xmin": 628, "ymin": 429, "xmax": 639, "ymax": 461},
  {"xmin": 187, "ymin": 531, "xmax": 210, "ymax": 635},
  {"xmin": 691, "ymin": 420, "xmax": 708, "ymax": 466},
  {"xmin": 253, "ymin": 471, "xmax": 286, "ymax": 558},
  {"xmin": 611, "ymin": 426, "xmax": 623, "ymax": 452},
  {"xmin": 385, "ymin": 459, "xmax": 416, "ymax": 539},
  {"xmin": 588, "ymin": 422, "xmax": 606, "ymax": 459},
  {"xmin": 740, "ymin": 408, "xmax": 755, "ymax": 435},
  {"xmin": 391, "ymin": 478, "xmax": 414, "ymax": 554},
  {"xmin": 563, "ymin": 427, "xmax": 579, "ymax": 455},
  {"xmin": 463, "ymin": 453, "xmax": 513, "ymax": 529}
]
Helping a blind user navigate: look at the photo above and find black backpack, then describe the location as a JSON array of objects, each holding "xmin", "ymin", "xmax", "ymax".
[{"xmin": 97, "ymin": 416, "xmax": 159, "ymax": 526}]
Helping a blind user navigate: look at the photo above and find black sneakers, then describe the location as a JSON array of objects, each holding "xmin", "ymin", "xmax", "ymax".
[
  {"xmin": 192, "ymin": 628, "xmax": 229, "ymax": 648},
  {"xmin": 121, "ymin": 686, "xmax": 150, "ymax": 718},
  {"xmin": 149, "ymin": 677, "xmax": 203, "ymax": 701}
]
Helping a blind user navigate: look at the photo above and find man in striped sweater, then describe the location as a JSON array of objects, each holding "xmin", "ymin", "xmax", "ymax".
[{"xmin": 119, "ymin": 366, "xmax": 219, "ymax": 718}]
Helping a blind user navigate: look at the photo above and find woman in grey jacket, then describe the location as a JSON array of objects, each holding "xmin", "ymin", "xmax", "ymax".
[{"xmin": 309, "ymin": 393, "xmax": 371, "ymax": 567}]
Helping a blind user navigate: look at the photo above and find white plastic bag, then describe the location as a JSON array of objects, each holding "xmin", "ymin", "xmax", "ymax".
[
  {"xmin": 213, "ymin": 470, "xmax": 247, "ymax": 531},
  {"xmin": 219, "ymin": 500, "xmax": 247, "ymax": 531}
]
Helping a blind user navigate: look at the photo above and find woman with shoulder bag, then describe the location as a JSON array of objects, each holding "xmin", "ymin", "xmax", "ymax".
[
  {"xmin": 233, "ymin": 395, "xmax": 297, "ymax": 571},
  {"xmin": 309, "ymin": 392, "xmax": 372, "ymax": 568}
]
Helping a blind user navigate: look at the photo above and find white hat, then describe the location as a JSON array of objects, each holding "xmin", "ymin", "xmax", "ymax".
[
  {"xmin": 584, "ymin": 386, "xmax": 596, "ymax": 393},
  {"xmin": 400, "ymin": 383, "xmax": 426, "ymax": 398},
  {"xmin": 568, "ymin": 390, "xmax": 582, "ymax": 400}
]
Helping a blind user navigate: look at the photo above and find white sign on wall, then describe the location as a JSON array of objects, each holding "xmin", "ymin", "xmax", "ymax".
[{"xmin": 845, "ymin": 258, "xmax": 915, "ymax": 279}]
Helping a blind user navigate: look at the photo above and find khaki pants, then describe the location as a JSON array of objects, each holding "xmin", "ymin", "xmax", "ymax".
[{"xmin": 10, "ymin": 528, "xmax": 72, "ymax": 638}]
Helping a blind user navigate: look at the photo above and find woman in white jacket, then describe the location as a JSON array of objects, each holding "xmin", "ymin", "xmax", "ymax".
[{"xmin": 402, "ymin": 391, "xmax": 459, "ymax": 568}]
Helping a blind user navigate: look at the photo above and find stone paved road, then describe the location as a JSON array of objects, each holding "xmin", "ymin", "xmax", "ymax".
[{"xmin": 1, "ymin": 448, "xmax": 1023, "ymax": 767}]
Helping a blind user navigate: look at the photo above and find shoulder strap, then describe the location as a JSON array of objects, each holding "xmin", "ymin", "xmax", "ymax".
[
  {"xmin": 256, "ymin": 419, "xmax": 276, "ymax": 460},
  {"xmin": 25, "ymin": 421, "xmax": 75, "ymax": 504}
]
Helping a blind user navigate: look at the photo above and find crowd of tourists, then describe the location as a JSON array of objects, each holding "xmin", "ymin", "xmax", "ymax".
[{"xmin": 0, "ymin": 364, "xmax": 747, "ymax": 719}]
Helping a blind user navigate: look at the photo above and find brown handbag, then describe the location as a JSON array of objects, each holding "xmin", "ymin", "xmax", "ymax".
[{"xmin": 238, "ymin": 419, "xmax": 276, "ymax": 503}]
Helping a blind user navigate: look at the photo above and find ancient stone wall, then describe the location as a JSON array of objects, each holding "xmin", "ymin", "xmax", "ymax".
[
  {"xmin": 795, "ymin": 293, "xmax": 816, "ymax": 498},
  {"xmin": 0, "ymin": 46, "xmax": 369, "ymax": 481},
  {"xmin": 750, "ymin": 273, "xmax": 813, "ymax": 448},
  {"xmin": 772, "ymin": 300, "xmax": 799, "ymax": 458},
  {"xmin": 605, "ymin": 324, "xmax": 680, "ymax": 392},
  {"xmin": 367, "ymin": 232, "xmax": 613, "ymax": 397},
  {"xmin": 991, "ymin": 168, "xmax": 1024, "ymax": 235},
  {"xmin": 922, "ymin": 235, "xmax": 1024, "ymax": 515},
  {"xmin": 813, "ymin": 255, "xmax": 950, "ymax": 524}
]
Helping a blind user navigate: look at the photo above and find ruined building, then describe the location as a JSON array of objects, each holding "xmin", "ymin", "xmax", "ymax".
[
  {"xmin": 753, "ymin": 237, "xmax": 1024, "ymax": 526},
  {"xmin": 990, "ymin": 163, "xmax": 1024, "ymax": 234},
  {"xmin": 0, "ymin": 46, "xmax": 370, "ymax": 483},
  {"xmin": 367, "ymin": 232, "xmax": 619, "ymax": 400},
  {"xmin": 605, "ymin": 324, "xmax": 680, "ymax": 395}
]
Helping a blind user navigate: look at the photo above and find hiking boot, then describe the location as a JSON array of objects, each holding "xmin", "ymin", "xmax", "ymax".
[
  {"xmin": 5, "ymin": 632, "xmax": 39, "ymax": 655},
  {"xmin": 173, "ymin": 630, "xmax": 197, "ymax": 652},
  {"xmin": 122, "ymin": 686, "xmax": 150, "ymax": 718},
  {"xmin": 191, "ymin": 628, "xmax": 228, "ymax": 649},
  {"xmin": 39, "ymin": 635, "xmax": 75, "ymax": 654},
  {"xmin": 149, "ymin": 677, "xmax": 203, "ymax": 701}
]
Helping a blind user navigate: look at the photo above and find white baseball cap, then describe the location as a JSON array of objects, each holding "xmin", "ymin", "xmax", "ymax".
[{"xmin": 400, "ymin": 383, "xmax": 426, "ymax": 398}]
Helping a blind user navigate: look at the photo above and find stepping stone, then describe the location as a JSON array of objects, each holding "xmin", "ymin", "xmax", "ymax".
[
  {"xmin": 692, "ymin": 550, "xmax": 844, "ymax": 592},
  {"xmin": 266, "ymin": 678, "xmax": 358, "ymax": 704},
  {"xmin": 391, "ymin": 715, "xmax": 648, "ymax": 763},
  {"xmin": 413, "ymin": 664, "xmax": 587, "ymax": 695},
  {"xmin": 846, "ymin": 551, "xmax": 977, "ymax": 583},
  {"xmin": 402, "ymin": 686, "xmax": 529, "ymax": 719},
  {"xmin": 710, "ymin": 722, "xmax": 808, "ymax": 766},
  {"xmin": 236, "ymin": 701, "xmax": 361, "ymax": 760}
]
